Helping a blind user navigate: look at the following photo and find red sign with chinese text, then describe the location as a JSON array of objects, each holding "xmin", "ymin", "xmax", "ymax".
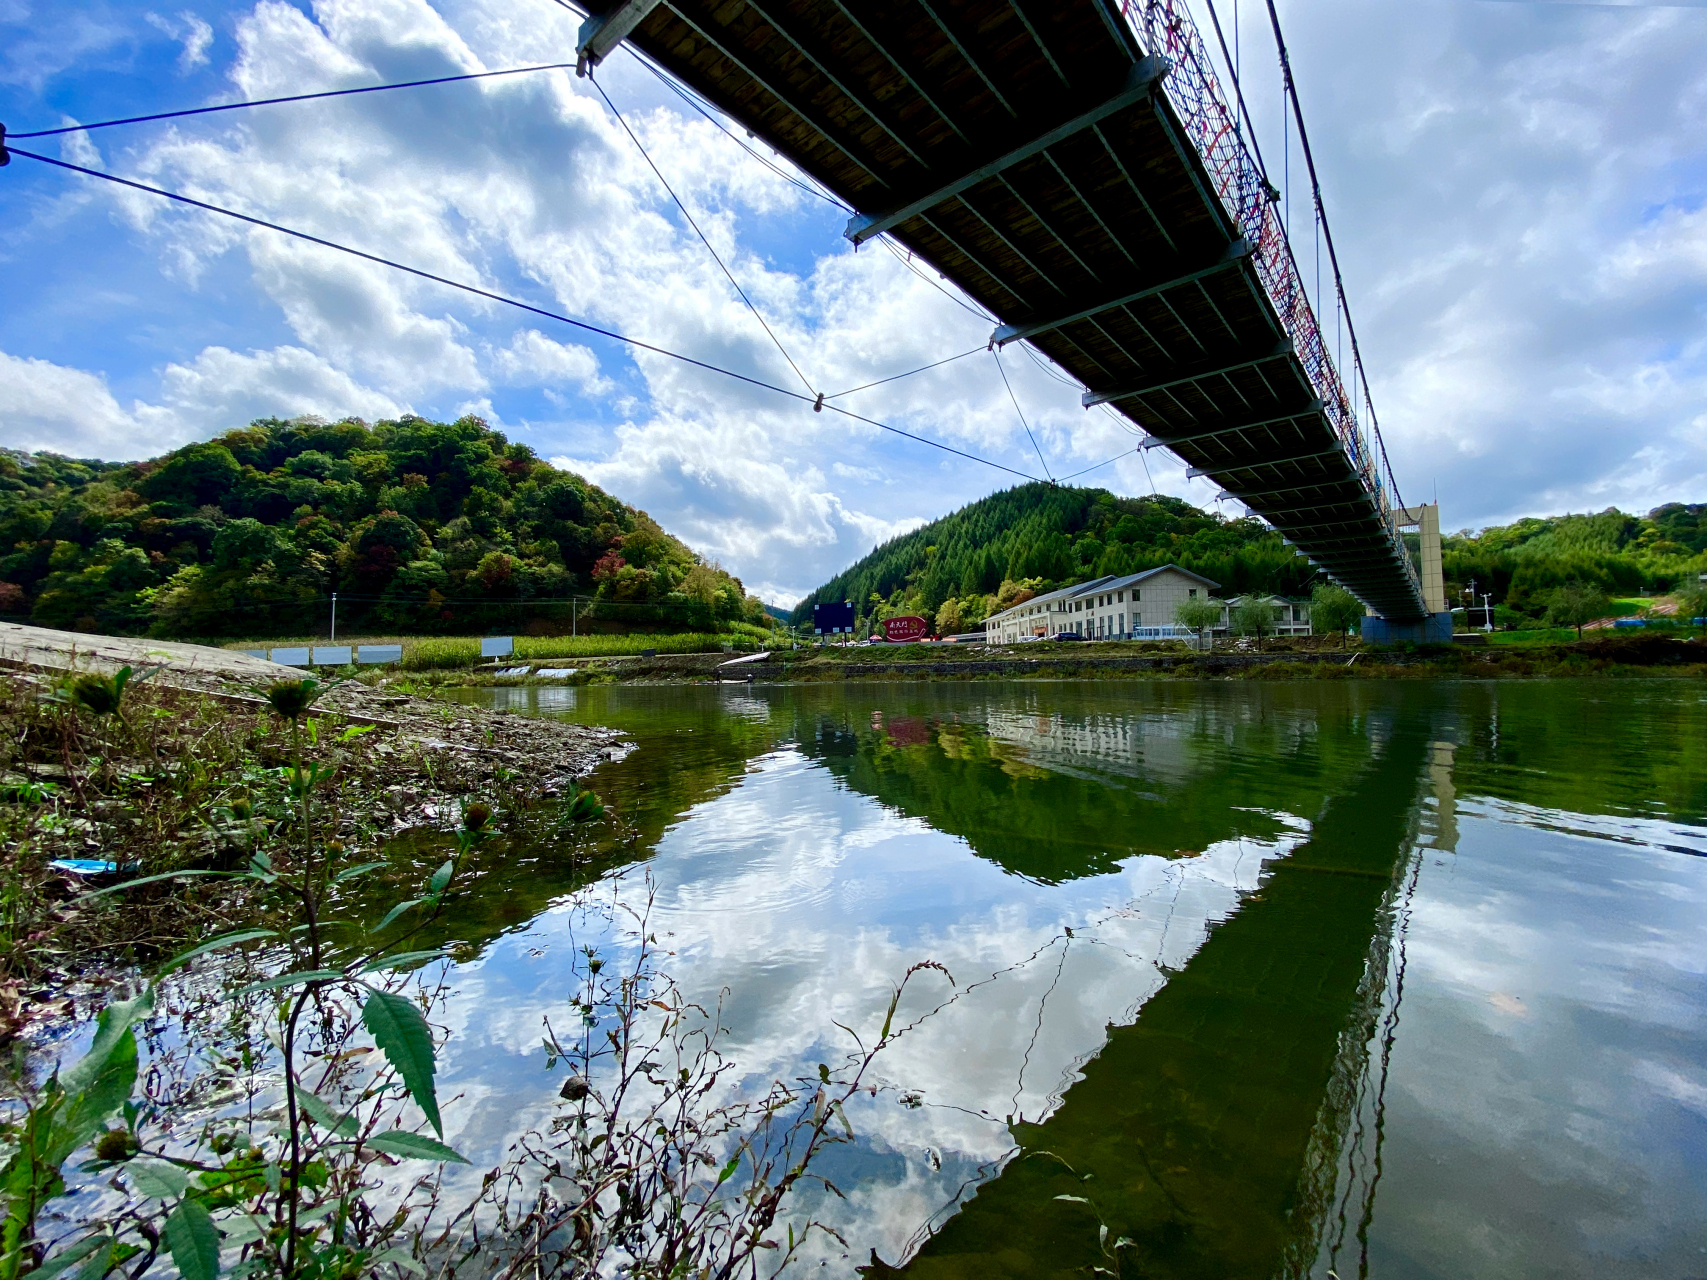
[{"xmin": 882, "ymin": 615, "xmax": 930, "ymax": 642}]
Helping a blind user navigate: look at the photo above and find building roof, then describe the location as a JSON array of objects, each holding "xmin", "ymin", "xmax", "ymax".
[
  {"xmin": 985, "ymin": 565, "xmax": 1221, "ymax": 625},
  {"xmin": 1066, "ymin": 564, "xmax": 1221, "ymax": 599}
]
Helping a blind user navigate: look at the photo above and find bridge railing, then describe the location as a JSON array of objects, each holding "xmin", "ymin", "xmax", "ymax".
[{"xmin": 1123, "ymin": 0, "xmax": 1421, "ymax": 602}]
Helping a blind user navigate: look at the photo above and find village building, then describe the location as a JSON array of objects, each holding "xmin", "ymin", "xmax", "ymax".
[
  {"xmin": 982, "ymin": 569, "xmax": 1316, "ymax": 643},
  {"xmin": 983, "ymin": 565, "xmax": 1221, "ymax": 643}
]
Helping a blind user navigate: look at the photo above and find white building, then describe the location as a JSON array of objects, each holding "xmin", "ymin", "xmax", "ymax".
[
  {"xmin": 983, "ymin": 565, "xmax": 1222, "ymax": 644},
  {"xmin": 1216, "ymin": 594, "xmax": 1312, "ymax": 638}
]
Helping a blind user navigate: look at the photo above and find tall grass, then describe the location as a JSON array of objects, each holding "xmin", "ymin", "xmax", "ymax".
[{"xmin": 395, "ymin": 633, "xmax": 744, "ymax": 669}]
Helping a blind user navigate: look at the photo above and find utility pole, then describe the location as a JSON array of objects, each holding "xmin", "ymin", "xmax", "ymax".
[
  {"xmin": 1481, "ymin": 592, "xmax": 1493, "ymax": 633},
  {"xmin": 330, "ymin": 592, "xmax": 337, "ymax": 643}
]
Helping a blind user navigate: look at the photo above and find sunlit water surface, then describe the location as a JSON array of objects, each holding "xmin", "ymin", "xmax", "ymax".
[{"xmin": 409, "ymin": 679, "xmax": 1707, "ymax": 1279}]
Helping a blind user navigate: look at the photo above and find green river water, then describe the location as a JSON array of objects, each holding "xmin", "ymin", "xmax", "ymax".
[{"xmin": 424, "ymin": 678, "xmax": 1707, "ymax": 1278}]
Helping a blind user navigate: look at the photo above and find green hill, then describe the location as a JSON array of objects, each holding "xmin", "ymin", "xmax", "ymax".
[
  {"xmin": 1442, "ymin": 504, "xmax": 1705, "ymax": 613},
  {"xmin": 790, "ymin": 482, "xmax": 1315, "ymax": 632},
  {"xmin": 0, "ymin": 415, "xmax": 771, "ymax": 639},
  {"xmin": 793, "ymin": 484, "xmax": 1707, "ymax": 632}
]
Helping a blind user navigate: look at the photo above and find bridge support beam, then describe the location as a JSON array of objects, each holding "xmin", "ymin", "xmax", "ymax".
[
  {"xmin": 577, "ymin": 0, "xmax": 662, "ymax": 74},
  {"xmin": 991, "ymin": 240, "xmax": 1249, "ymax": 347},
  {"xmin": 1083, "ymin": 339, "xmax": 1292, "ymax": 407},
  {"xmin": 844, "ymin": 56, "xmax": 1170, "ymax": 245}
]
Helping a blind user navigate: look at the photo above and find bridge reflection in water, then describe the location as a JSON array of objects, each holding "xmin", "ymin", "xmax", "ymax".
[{"xmin": 868, "ymin": 702, "xmax": 1456, "ymax": 1280}]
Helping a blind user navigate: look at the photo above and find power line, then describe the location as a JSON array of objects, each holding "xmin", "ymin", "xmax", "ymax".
[
  {"xmin": 9, "ymin": 64, "xmax": 575, "ymax": 140},
  {"xmin": 589, "ymin": 73, "xmax": 818, "ymax": 398},
  {"xmin": 6, "ymin": 146, "xmax": 1039, "ymax": 485}
]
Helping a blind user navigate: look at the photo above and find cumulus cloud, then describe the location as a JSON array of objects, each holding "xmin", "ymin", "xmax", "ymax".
[
  {"xmin": 491, "ymin": 330, "xmax": 610, "ymax": 395},
  {"xmin": 0, "ymin": 345, "xmax": 402, "ymax": 460},
  {"xmin": 0, "ymin": 351, "xmax": 149, "ymax": 458}
]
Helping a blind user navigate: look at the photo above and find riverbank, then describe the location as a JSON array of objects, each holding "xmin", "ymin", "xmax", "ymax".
[
  {"xmin": 400, "ymin": 632, "xmax": 1707, "ymax": 688},
  {"xmin": 0, "ymin": 621, "xmax": 623, "ymax": 1038}
]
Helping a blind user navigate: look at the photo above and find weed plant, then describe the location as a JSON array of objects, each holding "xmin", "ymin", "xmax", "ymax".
[{"xmin": 0, "ymin": 671, "xmax": 927, "ymax": 1280}]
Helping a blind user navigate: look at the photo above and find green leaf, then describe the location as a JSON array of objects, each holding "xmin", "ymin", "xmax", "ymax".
[
  {"xmin": 359, "ymin": 950, "xmax": 448, "ymax": 975},
  {"xmin": 364, "ymin": 1131, "xmax": 468, "ymax": 1163},
  {"xmin": 368, "ymin": 1247, "xmax": 427, "ymax": 1277},
  {"xmin": 333, "ymin": 861, "xmax": 389, "ymax": 883},
  {"xmin": 127, "ymin": 1158, "xmax": 191, "ymax": 1199},
  {"xmin": 233, "ymin": 969, "xmax": 345, "ymax": 997},
  {"xmin": 30, "ymin": 1233, "xmax": 109, "ymax": 1280},
  {"xmin": 294, "ymin": 1090, "xmax": 358, "ymax": 1138},
  {"xmin": 370, "ymin": 899, "xmax": 423, "ymax": 933},
  {"xmin": 361, "ymin": 990, "xmax": 442, "ymax": 1138},
  {"xmin": 157, "ymin": 930, "xmax": 277, "ymax": 977},
  {"xmin": 214, "ymin": 1215, "xmax": 268, "ymax": 1248},
  {"xmin": 166, "ymin": 1197, "xmax": 220, "ymax": 1280},
  {"xmin": 60, "ymin": 989, "xmax": 151, "ymax": 1097},
  {"xmin": 70, "ymin": 1239, "xmax": 114, "ymax": 1280},
  {"xmin": 715, "ymin": 1155, "xmax": 741, "ymax": 1187},
  {"xmin": 336, "ymin": 724, "xmax": 377, "ymax": 743},
  {"xmin": 427, "ymin": 860, "xmax": 453, "ymax": 895}
]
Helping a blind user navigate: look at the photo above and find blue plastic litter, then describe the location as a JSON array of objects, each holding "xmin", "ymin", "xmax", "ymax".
[{"xmin": 49, "ymin": 858, "xmax": 138, "ymax": 877}]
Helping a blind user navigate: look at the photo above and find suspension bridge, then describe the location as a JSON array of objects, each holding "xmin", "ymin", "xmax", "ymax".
[
  {"xmin": 1, "ymin": 0, "xmax": 1444, "ymax": 632},
  {"xmin": 576, "ymin": 0, "xmax": 1439, "ymax": 629}
]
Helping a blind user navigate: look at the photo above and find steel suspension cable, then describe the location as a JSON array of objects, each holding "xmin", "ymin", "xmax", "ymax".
[
  {"xmin": 1262, "ymin": 0, "xmax": 1405, "ymax": 512},
  {"xmin": 992, "ymin": 349, "xmax": 1053, "ymax": 482},
  {"xmin": 9, "ymin": 64, "xmax": 575, "ymax": 139},
  {"xmin": 589, "ymin": 74, "xmax": 819, "ymax": 399},
  {"xmin": 6, "ymin": 146, "xmax": 1039, "ymax": 484}
]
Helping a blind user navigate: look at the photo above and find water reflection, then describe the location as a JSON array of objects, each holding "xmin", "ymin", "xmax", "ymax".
[{"xmin": 427, "ymin": 680, "xmax": 1707, "ymax": 1277}]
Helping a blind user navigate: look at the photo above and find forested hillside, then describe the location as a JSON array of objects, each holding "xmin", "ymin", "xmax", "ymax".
[
  {"xmin": 791, "ymin": 483, "xmax": 1315, "ymax": 631},
  {"xmin": 793, "ymin": 483, "xmax": 1707, "ymax": 633},
  {"xmin": 1442, "ymin": 503, "xmax": 1706, "ymax": 613},
  {"xmin": 0, "ymin": 416, "xmax": 770, "ymax": 638}
]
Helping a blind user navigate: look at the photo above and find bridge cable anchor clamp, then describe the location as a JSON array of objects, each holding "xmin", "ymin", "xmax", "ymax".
[
  {"xmin": 0, "ymin": 124, "xmax": 9, "ymax": 167},
  {"xmin": 812, "ymin": 392, "xmax": 824, "ymax": 413}
]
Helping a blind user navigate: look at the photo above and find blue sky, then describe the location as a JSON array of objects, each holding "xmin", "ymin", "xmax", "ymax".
[{"xmin": 2, "ymin": 0, "xmax": 1705, "ymax": 604}]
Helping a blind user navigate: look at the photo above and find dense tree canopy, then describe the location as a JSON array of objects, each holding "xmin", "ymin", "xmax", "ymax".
[
  {"xmin": 1441, "ymin": 503, "xmax": 1706, "ymax": 616},
  {"xmin": 0, "ymin": 416, "xmax": 769, "ymax": 638},
  {"xmin": 792, "ymin": 485, "xmax": 1707, "ymax": 632},
  {"xmin": 791, "ymin": 483, "xmax": 1318, "ymax": 630}
]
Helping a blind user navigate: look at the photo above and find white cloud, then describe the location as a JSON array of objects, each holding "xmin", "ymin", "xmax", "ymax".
[
  {"xmin": 0, "ymin": 345, "xmax": 402, "ymax": 461},
  {"xmin": 145, "ymin": 10, "xmax": 214, "ymax": 70},
  {"xmin": 491, "ymin": 330, "xmax": 610, "ymax": 395},
  {"xmin": 0, "ymin": 351, "xmax": 149, "ymax": 458}
]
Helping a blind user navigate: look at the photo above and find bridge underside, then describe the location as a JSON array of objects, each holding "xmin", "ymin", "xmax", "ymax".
[{"xmin": 583, "ymin": 0, "xmax": 1426, "ymax": 618}]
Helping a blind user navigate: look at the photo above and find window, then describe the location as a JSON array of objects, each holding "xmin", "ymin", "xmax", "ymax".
[
  {"xmin": 1117, "ymin": 591, "xmax": 1124, "ymax": 603},
  {"xmin": 1188, "ymin": 588, "xmax": 1197, "ymax": 599},
  {"xmin": 1135, "ymin": 590, "xmax": 1141, "ymax": 602}
]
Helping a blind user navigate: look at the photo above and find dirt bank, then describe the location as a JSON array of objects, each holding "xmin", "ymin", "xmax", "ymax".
[{"xmin": 0, "ymin": 622, "xmax": 626, "ymax": 1038}]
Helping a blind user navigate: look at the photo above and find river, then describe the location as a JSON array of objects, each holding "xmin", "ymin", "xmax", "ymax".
[{"xmin": 422, "ymin": 678, "xmax": 1707, "ymax": 1278}]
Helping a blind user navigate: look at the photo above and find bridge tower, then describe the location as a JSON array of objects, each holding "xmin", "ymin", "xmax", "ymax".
[{"xmin": 1362, "ymin": 503, "xmax": 1452, "ymax": 643}]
